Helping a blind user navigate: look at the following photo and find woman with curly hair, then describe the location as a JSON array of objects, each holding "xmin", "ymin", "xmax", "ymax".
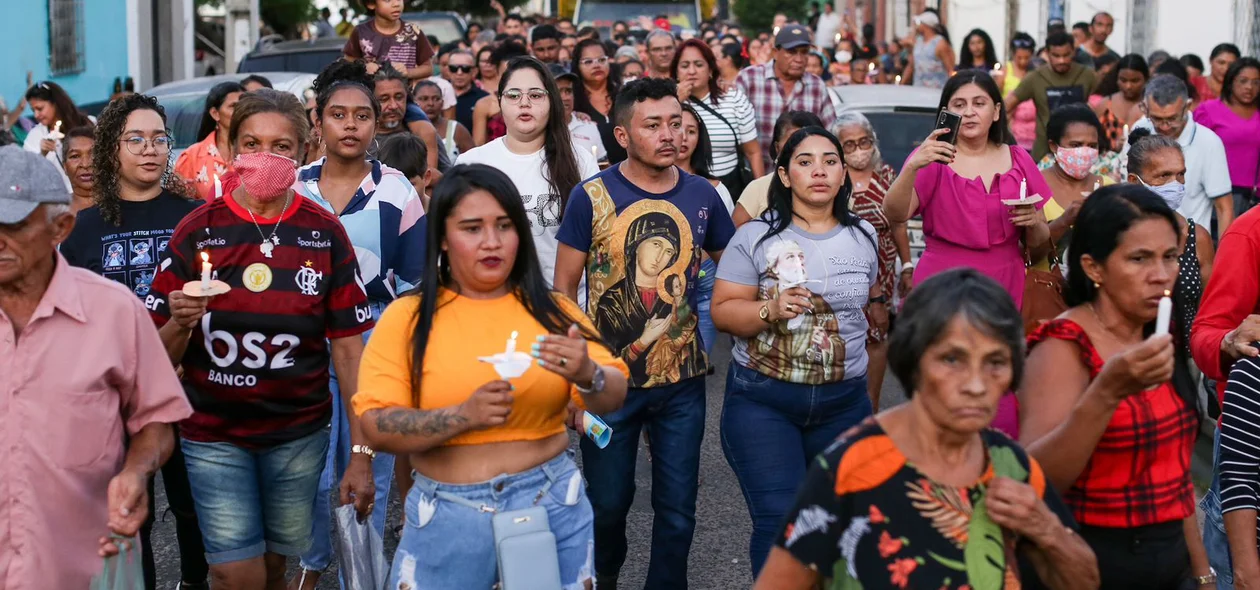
[{"xmin": 58, "ymin": 93, "xmax": 209, "ymax": 590}]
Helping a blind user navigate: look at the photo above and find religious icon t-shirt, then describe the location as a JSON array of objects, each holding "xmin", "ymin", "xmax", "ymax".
[
  {"xmin": 717, "ymin": 217, "xmax": 879, "ymax": 384},
  {"xmin": 557, "ymin": 164, "xmax": 736, "ymax": 388},
  {"xmin": 61, "ymin": 190, "xmax": 201, "ymax": 299}
]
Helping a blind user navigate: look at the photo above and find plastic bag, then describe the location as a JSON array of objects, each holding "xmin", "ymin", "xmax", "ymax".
[
  {"xmin": 90, "ymin": 536, "xmax": 144, "ymax": 590},
  {"xmin": 333, "ymin": 503, "xmax": 388, "ymax": 590}
]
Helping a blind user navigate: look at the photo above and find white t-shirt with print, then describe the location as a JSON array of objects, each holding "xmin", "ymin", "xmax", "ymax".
[{"xmin": 456, "ymin": 137, "xmax": 600, "ymax": 298}]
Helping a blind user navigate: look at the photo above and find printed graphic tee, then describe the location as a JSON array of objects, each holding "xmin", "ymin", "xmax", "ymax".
[
  {"xmin": 557, "ymin": 164, "xmax": 736, "ymax": 388},
  {"xmin": 147, "ymin": 193, "xmax": 373, "ymax": 448},
  {"xmin": 456, "ymin": 137, "xmax": 600, "ymax": 294},
  {"xmin": 344, "ymin": 21, "xmax": 435, "ymax": 70},
  {"xmin": 61, "ymin": 191, "xmax": 201, "ymax": 298},
  {"xmin": 718, "ymin": 217, "xmax": 879, "ymax": 384}
]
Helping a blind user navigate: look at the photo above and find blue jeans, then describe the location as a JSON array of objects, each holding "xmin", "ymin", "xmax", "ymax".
[
  {"xmin": 181, "ymin": 428, "xmax": 330, "ymax": 564},
  {"xmin": 580, "ymin": 377, "xmax": 706, "ymax": 589},
  {"xmin": 1201, "ymin": 426, "xmax": 1235, "ymax": 589},
  {"xmin": 389, "ymin": 452, "xmax": 594, "ymax": 590},
  {"xmin": 697, "ymin": 258, "xmax": 717, "ymax": 356},
  {"xmin": 301, "ymin": 302, "xmax": 395, "ymax": 576},
  {"xmin": 720, "ymin": 362, "xmax": 872, "ymax": 576}
]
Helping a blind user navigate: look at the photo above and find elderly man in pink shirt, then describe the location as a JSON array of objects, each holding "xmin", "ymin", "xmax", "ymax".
[{"xmin": 0, "ymin": 146, "xmax": 193, "ymax": 589}]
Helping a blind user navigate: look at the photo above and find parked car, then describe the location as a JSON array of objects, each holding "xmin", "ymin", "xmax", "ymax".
[
  {"xmin": 403, "ymin": 12, "xmax": 467, "ymax": 46},
  {"xmin": 237, "ymin": 38, "xmax": 345, "ymax": 75},
  {"xmin": 829, "ymin": 84, "xmax": 941, "ymax": 264},
  {"xmin": 78, "ymin": 72, "xmax": 315, "ymax": 159}
]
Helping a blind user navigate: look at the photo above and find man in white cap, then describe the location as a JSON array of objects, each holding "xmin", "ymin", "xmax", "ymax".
[{"xmin": 0, "ymin": 145, "xmax": 192, "ymax": 589}]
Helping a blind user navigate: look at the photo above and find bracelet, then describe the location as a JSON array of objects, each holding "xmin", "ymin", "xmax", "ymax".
[
  {"xmin": 1196, "ymin": 570, "xmax": 1216, "ymax": 586},
  {"xmin": 901, "ymin": 262, "xmax": 915, "ymax": 272},
  {"xmin": 351, "ymin": 445, "xmax": 376, "ymax": 460}
]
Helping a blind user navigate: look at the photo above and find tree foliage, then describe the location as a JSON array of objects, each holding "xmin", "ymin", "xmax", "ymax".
[
  {"xmin": 732, "ymin": 0, "xmax": 807, "ymax": 35},
  {"xmin": 196, "ymin": 0, "xmax": 318, "ymax": 38}
]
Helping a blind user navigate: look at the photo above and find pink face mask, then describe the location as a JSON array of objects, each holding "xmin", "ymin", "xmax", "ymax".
[
  {"xmin": 1055, "ymin": 146, "xmax": 1099, "ymax": 180},
  {"xmin": 233, "ymin": 152, "xmax": 297, "ymax": 202}
]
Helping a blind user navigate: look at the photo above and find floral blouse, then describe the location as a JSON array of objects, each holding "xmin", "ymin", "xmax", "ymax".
[{"xmin": 777, "ymin": 419, "xmax": 1074, "ymax": 589}]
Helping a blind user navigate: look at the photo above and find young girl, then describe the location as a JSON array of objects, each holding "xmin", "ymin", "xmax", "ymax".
[{"xmin": 343, "ymin": 0, "xmax": 433, "ymax": 81}]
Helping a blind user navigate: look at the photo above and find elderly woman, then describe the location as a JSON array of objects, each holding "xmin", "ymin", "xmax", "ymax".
[
  {"xmin": 754, "ymin": 268, "xmax": 1099, "ymax": 590},
  {"xmin": 1019, "ymin": 185, "xmax": 1212, "ymax": 589},
  {"xmin": 713, "ymin": 127, "xmax": 882, "ymax": 576},
  {"xmin": 833, "ymin": 112, "xmax": 912, "ymax": 409},
  {"xmin": 672, "ymin": 38, "xmax": 764, "ymax": 196}
]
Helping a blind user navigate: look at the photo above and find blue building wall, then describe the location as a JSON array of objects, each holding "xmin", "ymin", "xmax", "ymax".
[{"xmin": 0, "ymin": 0, "xmax": 132, "ymax": 112}]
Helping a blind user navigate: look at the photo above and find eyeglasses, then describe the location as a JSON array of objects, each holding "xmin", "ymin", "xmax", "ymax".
[
  {"xmin": 501, "ymin": 88, "xmax": 550, "ymax": 104},
  {"xmin": 1012, "ymin": 39, "xmax": 1035, "ymax": 49},
  {"xmin": 580, "ymin": 57, "xmax": 609, "ymax": 67},
  {"xmin": 1148, "ymin": 109, "xmax": 1187, "ymax": 129},
  {"xmin": 120, "ymin": 135, "xmax": 174, "ymax": 155},
  {"xmin": 841, "ymin": 137, "xmax": 874, "ymax": 153},
  {"xmin": 448, "ymin": 65, "xmax": 474, "ymax": 73}
]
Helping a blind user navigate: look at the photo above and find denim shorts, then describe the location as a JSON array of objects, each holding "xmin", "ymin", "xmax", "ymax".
[
  {"xmin": 389, "ymin": 451, "xmax": 594, "ymax": 590},
  {"xmin": 181, "ymin": 428, "xmax": 329, "ymax": 565}
]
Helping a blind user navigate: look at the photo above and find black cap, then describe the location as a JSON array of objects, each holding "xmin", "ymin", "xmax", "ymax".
[
  {"xmin": 775, "ymin": 24, "xmax": 812, "ymax": 49},
  {"xmin": 547, "ymin": 62, "xmax": 577, "ymax": 81}
]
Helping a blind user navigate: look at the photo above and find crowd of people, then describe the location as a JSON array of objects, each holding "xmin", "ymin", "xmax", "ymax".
[{"xmin": 9, "ymin": 0, "xmax": 1260, "ymax": 589}]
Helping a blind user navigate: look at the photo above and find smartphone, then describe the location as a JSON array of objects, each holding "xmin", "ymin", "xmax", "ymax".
[{"xmin": 936, "ymin": 109, "xmax": 963, "ymax": 145}]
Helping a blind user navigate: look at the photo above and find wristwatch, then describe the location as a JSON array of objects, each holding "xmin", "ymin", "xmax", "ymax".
[
  {"xmin": 1196, "ymin": 570, "xmax": 1216, "ymax": 586},
  {"xmin": 901, "ymin": 261, "xmax": 915, "ymax": 272},
  {"xmin": 351, "ymin": 445, "xmax": 376, "ymax": 459},
  {"xmin": 576, "ymin": 364, "xmax": 606, "ymax": 395},
  {"xmin": 759, "ymin": 303, "xmax": 771, "ymax": 323}
]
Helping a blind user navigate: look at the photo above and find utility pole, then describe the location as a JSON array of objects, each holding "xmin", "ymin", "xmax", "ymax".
[{"xmin": 224, "ymin": 0, "xmax": 260, "ymax": 73}]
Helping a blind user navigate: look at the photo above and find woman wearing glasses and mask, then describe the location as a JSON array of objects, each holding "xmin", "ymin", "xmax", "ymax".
[
  {"xmin": 59, "ymin": 93, "xmax": 210, "ymax": 590},
  {"xmin": 457, "ymin": 57, "xmax": 599, "ymax": 296}
]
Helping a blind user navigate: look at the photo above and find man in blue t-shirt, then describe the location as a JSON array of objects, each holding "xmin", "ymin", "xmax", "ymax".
[{"xmin": 555, "ymin": 78, "xmax": 736, "ymax": 589}]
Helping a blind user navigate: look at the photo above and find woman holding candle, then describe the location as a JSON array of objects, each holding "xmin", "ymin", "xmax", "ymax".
[
  {"xmin": 147, "ymin": 89, "xmax": 378, "ymax": 590},
  {"xmin": 571, "ymin": 38, "xmax": 624, "ymax": 163},
  {"xmin": 175, "ymin": 81, "xmax": 245, "ymax": 201},
  {"xmin": 288, "ymin": 59, "xmax": 429, "ymax": 590},
  {"xmin": 354, "ymin": 164, "xmax": 628, "ymax": 590},
  {"xmin": 22, "ymin": 80, "xmax": 94, "ymax": 189},
  {"xmin": 1034, "ymin": 104, "xmax": 1115, "ymax": 267},
  {"xmin": 457, "ymin": 56, "xmax": 598, "ymax": 297},
  {"xmin": 671, "ymin": 38, "xmax": 764, "ymax": 197},
  {"xmin": 58, "ymin": 93, "xmax": 209, "ymax": 590},
  {"xmin": 1090, "ymin": 54, "xmax": 1149, "ymax": 156},
  {"xmin": 1018, "ymin": 184, "xmax": 1211, "ymax": 589},
  {"xmin": 884, "ymin": 71, "xmax": 1051, "ymax": 309}
]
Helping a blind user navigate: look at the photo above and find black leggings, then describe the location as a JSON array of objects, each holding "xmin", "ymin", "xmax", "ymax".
[
  {"xmin": 139, "ymin": 436, "xmax": 208, "ymax": 589},
  {"xmin": 1078, "ymin": 520, "xmax": 1193, "ymax": 590}
]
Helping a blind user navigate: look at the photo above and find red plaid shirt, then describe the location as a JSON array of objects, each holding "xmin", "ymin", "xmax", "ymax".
[
  {"xmin": 1027, "ymin": 319, "xmax": 1196, "ymax": 528},
  {"xmin": 735, "ymin": 62, "xmax": 837, "ymax": 169}
]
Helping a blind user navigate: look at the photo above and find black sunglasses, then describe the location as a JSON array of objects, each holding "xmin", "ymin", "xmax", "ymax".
[{"xmin": 448, "ymin": 65, "xmax": 474, "ymax": 73}]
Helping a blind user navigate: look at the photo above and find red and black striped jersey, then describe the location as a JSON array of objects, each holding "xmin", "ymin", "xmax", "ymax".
[{"xmin": 148, "ymin": 193, "xmax": 373, "ymax": 448}]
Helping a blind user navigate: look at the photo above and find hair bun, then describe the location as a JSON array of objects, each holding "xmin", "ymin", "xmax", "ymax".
[
  {"xmin": 1127, "ymin": 126, "xmax": 1154, "ymax": 146},
  {"xmin": 312, "ymin": 59, "xmax": 372, "ymax": 95}
]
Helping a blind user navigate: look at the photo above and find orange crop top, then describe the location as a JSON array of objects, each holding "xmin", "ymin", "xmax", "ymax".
[{"xmin": 353, "ymin": 289, "xmax": 628, "ymax": 446}]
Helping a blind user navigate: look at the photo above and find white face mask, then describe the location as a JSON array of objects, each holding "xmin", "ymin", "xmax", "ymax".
[
  {"xmin": 834, "ymin": 50, "xmax": 853, "ymax": 64},
  {"xmin": 1140, "ymin": 176, "xmax": 1187, "ymax": 211}
]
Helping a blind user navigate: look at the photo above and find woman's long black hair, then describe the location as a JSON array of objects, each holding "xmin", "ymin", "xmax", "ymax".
[
  {"xmin": 407, "ymin": 164, "xmax": 605, "ymax": 401},
  {"xmin": 680, "ymin": 103, "xmax": 715, "ymax": 179},
  {"xmin": 195, "ymin": 81, "xmax": 245, "ymax": 143},
  {"xmin": 499, "ymin": 57, "xmax": 583, "ymax": 218},
  {"xmin": 1093, "ymin": 53, "xmax": 1149, "ymax": 98},
  {"xmin": 1222, "ymin": 57, "xmax": 1260, "ymax": 108},
  {"xmin": 758, "ymin": 127, "xmax": 875, "ymax": 251},
  {"xmin": 571, "ymin": 38, "xmax": 620, "ymax": 120},
  {"xmin": 25, "ymin": 81, "xmax": 92, "ymax": 130},
  {"xmin": 958, "ymin": 28, "xmax": 998, "ymax": 71},
  {"xmin": 1065, "ymin": 184, "xmax": 1198, "ymax": 416}
]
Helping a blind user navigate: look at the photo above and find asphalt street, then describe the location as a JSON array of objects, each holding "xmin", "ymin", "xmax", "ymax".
[{"xmin": 149, "ymin": 336, "xmax": 914, "ymax": 589}]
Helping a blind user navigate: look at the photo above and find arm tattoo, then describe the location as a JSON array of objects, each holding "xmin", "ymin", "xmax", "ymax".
[{"xmin": 375, "ymin": 408, "xmax": 469, "ymax": 437}]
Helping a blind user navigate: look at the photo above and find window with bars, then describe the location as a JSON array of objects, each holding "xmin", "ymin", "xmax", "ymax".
[{"xmin": 48, "ymin": 0, "xmax": 85, "ymax": 75}]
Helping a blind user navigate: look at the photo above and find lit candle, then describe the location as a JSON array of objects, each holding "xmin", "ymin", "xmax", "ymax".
[
  {"xmin": 591, "ymin": 145, "xmax": 599, "ymax": 161},
  {"xmin": 1019, "ymin": 178, "xmax": 1027, "ymax": 201},
  {"xmin": 506, "ymin": 330, "xmax": 519, "ymax": 354},
  {"xmin": 1093, "ymin": 180, "xmax": 1100, "ymax": 193},
  {"xmin": 868, "ymin": 62, "xmax": 876, "ymax": 73},
  {"xmin": 835, "ymin": 33, "xmax": 842, "ymax": 48},
  {"xmin": 1155, "ymin": 291, "xmax": 1172, "ymax": 336},
  {"xmin": 213, "ymin": 174, "xmax": 222, "ymax": 199},
  {"xmin": 894, "ymin": 75, "xmax": 902, "ymax": 84},
  {"xmin": 1122, "ymin": 124, "xmax": 1129, "ymax": 141},
  {"xmin": 200, "ymin": 252, "xmax": 212, "ymax": 291},
  {"xmin": 773, "ymin": 26, "xmax": 780, "ymax": 36},
  {"xmin": 49, "ymin": 119, "xmax": 63, "ymax": 140}
]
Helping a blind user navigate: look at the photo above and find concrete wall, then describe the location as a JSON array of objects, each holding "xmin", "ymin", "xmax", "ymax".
[
  {"xmin": 0, "ymin": 0, "xmax": 132, "ymax": 108},
  {"xmin": 1153, "ymin": 0, "xmax": 1235, "ymax": 58},
  {"xmin": 945, "ymin": 0, "xmax": 1011, "ymax": 61}
]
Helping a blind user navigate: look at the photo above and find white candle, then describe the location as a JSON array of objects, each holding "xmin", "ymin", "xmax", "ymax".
[
  {"xmin": 591, "ymin": 145, "xmax": 599, "ymax": 161},
  {"xmin": 894, "ymin": 75, "xmax": 902, "ymax": 85},
  {"xmin": 213, "ymin": 174, "xmax": 221, "ymax": 199},
  {"xmin": 506, "ymin": 330, "xmax": 519, "ymax": 354},
  {"xmin": 1155, "ymin": 293, "xmax": 1172, "ymax": 336},
  {"xmin": 200, "ymin": 252, "xmax": 212, "ymax": 291},
  {"xmin": 1122, "ymin": 124, "xmax": 1129, "ymax": 141},
  {"xmin": 1093, "ymin": 180, "xmax": 1100, "ymax": 193},
  {"xmin": 868, "ymin": 62, "xmax": 876, "ymax": 73},
  {"xmin": 1019, "ymin": 178, "xmax": 1027, "ymax": 201},
  {"xmin": 49, "ymin": 120, "xmax": 63, "ymax": 140}
]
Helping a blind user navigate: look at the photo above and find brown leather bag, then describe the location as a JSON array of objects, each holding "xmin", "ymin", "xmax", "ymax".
[{"xmin": 1022, "ymin": 239, "xmax": 1067, "ymax": 336}]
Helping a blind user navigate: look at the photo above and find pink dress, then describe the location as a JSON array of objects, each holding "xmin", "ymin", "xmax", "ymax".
[{"xmin": 911, "ymin": 145, "xmax": 1051, "ymax": 309}]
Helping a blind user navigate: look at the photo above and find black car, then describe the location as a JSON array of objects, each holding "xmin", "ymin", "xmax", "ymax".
[{"xmin": 237, "ymin": 38, "xmax": 346, "ymax": 75}]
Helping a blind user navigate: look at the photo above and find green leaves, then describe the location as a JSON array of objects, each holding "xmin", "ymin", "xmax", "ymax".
[
  {"xmin": 829, "ymin": 559, "xmax": 865, "ymax": 590},
  {"xmin": 989, "ymin": 446, "xmax": 1029, "ymax": 482},
  {"xmin": 964, "ymin": 497, "xmax": 1006, "ymax": 590}
]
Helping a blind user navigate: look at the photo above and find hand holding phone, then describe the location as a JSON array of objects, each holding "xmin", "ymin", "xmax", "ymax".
[
  {"xmin": 936, "ymin": 109, "xmax": 963, "ymax": 145},
  {"xmin": 907, "ymin": 127, "xmax": 957, "ymax": 172}
]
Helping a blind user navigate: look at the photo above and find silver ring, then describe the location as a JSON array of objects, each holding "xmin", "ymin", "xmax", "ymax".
[{"xmin": 559, "ymin": 357, "xmax": 568, "ymax": 367}]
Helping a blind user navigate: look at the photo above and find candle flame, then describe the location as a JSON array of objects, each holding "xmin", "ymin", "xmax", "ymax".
[
  {"xmin": 994, "ymin": 63, "xmax": 1002, "ymax": 71},
  {"xmin": 201, "ymin": 252, "xmax": 209, "ymax": 263},
  {"xmin": 868, "ymin": 62, "xmax": 876, "ymax": 72},
  {"xmin": 1164, "ymin": 290, "xmax": 1171, "ymax": 297},
  {"xmin": 510, "ymin": 330, "xmax": 519, "ymax": 339}
]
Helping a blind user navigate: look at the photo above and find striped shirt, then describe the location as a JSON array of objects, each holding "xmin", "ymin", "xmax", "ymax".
[
  {"xmin": 295, "ymin": 158, "xmax": 427, "ymax": 303},
  {"xmin": 1219, "ymin": 357, "xmax": 1260, "ymax": 516},
  {"xmin": 687, "ymin": 89, "xmax": 758, "ymax": 176}
]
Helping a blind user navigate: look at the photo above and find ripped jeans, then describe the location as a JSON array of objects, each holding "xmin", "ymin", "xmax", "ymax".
[{"xmin": 388, "ymin": 451, "xmax": 594, "ymax": 590}]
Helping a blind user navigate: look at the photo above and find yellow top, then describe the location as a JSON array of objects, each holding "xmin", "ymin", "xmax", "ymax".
[
  {"xmin": 353, "ymin": 289, "xmax": 628, "ymax": 446},
  {"xmin": 1032, "ymin": 175, "xmax": 1116, "ymax": 271},
  {"xmin": 1002, "ymin": 62, "xmax": 1022, "ymax": 97},
  {"xmin": 735, "ymin": 172, "xmax": 776, "ymax": 220}
]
